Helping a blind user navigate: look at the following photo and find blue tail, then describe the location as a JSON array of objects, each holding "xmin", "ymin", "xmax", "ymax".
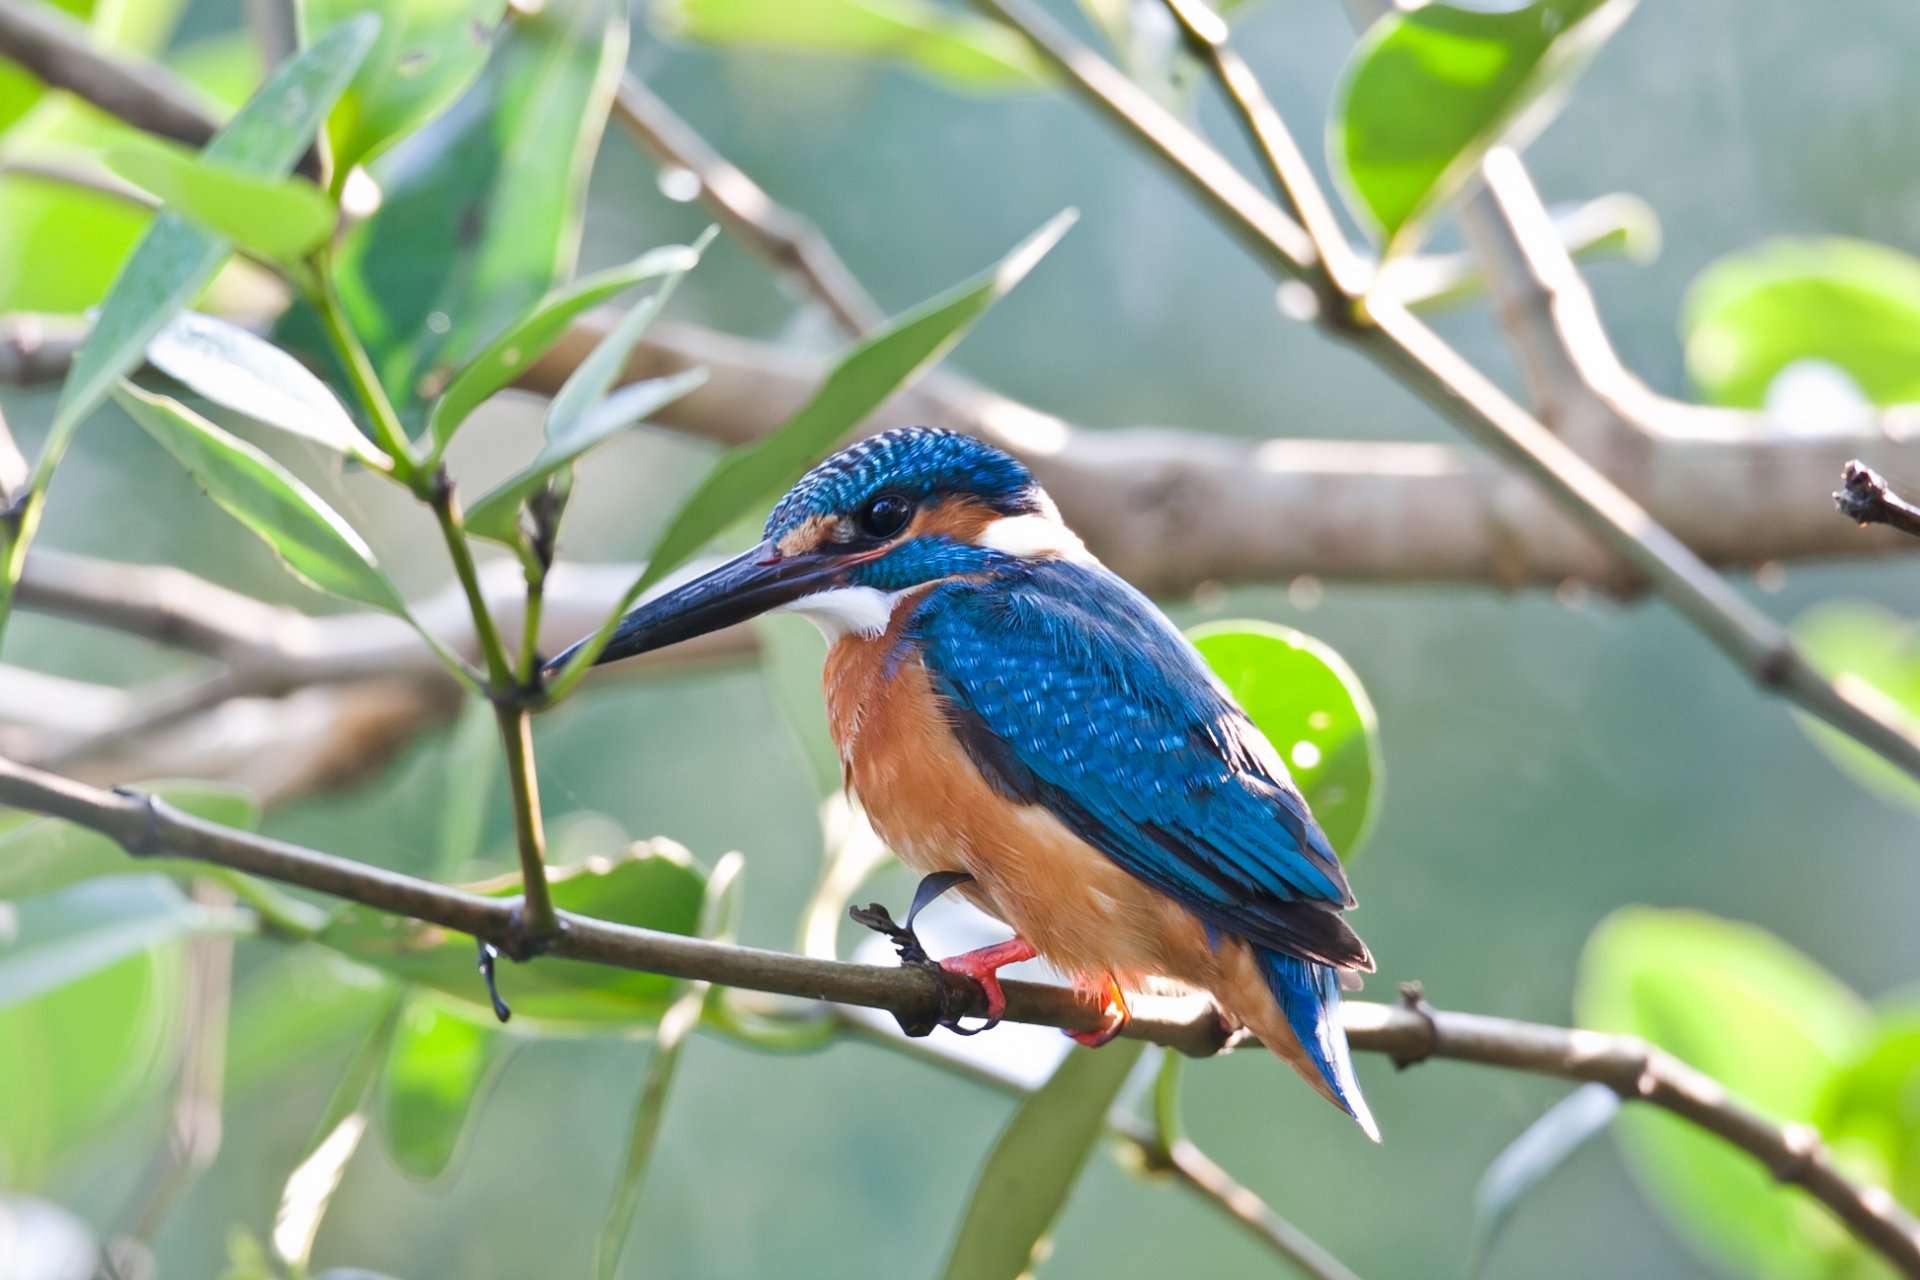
[{"xmin": 1259, "ymin": 950, "xmax": 1379, "ymax": 1141}]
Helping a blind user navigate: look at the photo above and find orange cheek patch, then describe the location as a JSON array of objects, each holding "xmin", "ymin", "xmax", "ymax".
[
  {"xmin": 776, "ymin": 515, "xmax": 839, "ymax": 556},
  {"xmin": 907, "ymin": 496, "xmax": 998, "ymax": 544}
]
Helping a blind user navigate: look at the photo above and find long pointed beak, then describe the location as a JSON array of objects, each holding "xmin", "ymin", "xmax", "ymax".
[{"xmin": 545, "ymin": 539, "xmax": 871, "ymax": 673}]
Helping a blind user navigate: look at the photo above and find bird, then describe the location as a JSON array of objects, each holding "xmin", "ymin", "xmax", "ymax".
[{"xmin": 547, "ymin": 426, "xmax": 1378, "ymax": 1139}]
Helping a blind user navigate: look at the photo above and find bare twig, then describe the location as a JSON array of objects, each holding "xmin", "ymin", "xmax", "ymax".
[
  {"xmin": 612, "ymin": 75, "xmax": 883, "ymax": 336},
  {"xmin": 964, "ymin": 0, "xmax": 1920, "ymax": 785},
  {"xmin": 0, "ymin": 312, "xmax": 85, "ymax": 386},
  {"xmin": 1837, "ymin": 460, "xmax": 1920, "ymax": 540},
  {"xmin": 0, "ymin": 756, "xmax": 1913, "ymax": 1277},
  {"xmin": 0, "ymin": 0, "xmax": 322, "ymax": 181}
]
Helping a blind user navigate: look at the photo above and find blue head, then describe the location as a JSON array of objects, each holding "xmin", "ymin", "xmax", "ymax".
[{"xmin": 557, "ymin": 427, "xmax": 1089, "ymax": 667}]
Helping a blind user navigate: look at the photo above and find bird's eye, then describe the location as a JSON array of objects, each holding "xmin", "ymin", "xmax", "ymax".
[{"xmin": 856, "ymin": 494, "xmax": 912, "ymax": 539}]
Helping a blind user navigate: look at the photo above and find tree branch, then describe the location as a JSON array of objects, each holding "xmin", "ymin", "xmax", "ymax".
[
  {"xmin": 0, "ymin": 0, "xmax": 322, "ymax": 181},
  {"xmin": 1837, "ymin": 460, "xmax": 1920, "ymax": 540},
  {"xmin": 963, "ymin": 0, "xmax": 1920, "ymax": 785},
  {"xmin": 0, "ymin": 754, "xmax": 1912, "ymax": 1276}
]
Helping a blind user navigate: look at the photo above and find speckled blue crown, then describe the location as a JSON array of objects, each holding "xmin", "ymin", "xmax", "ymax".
[{"xmin": 766, "ymin": 427, "xmax": 1038, "ymax": 538}]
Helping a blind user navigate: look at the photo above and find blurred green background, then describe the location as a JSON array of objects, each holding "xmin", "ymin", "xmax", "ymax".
[{"xmin": 6, "ymin": 1, "xmax": 1920, "ymax": 1277}]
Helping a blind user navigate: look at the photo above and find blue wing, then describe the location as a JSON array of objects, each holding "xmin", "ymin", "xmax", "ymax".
[{"xmin": 911, "ymin": 559, "xmax": 1371, "ymax": 971}]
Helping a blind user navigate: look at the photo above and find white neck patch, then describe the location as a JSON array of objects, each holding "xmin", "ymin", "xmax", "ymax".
[
  {"xmin": 977, "ymin": 511, "xmax": 1096, "ymax": 564},
  {"xmin": 774, "ymin": 586, "xmax": 905, "ymax": 641}
]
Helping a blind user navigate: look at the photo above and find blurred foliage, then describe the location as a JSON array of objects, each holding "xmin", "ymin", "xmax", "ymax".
[{"xmin": 1, "ymin": 0, "xmax": 1918, "ymax": 1277}]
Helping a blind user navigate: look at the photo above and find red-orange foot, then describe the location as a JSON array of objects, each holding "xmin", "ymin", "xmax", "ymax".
[
  {"xmin": 1067, "ymin": 977, "xmax": 1131, "ymax": 1048},
  {"xmin": 938, "ymin": 938, "xmax": 1038, "ymax": 1028}
]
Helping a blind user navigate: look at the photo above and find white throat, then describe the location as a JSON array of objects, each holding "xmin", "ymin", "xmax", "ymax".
[{"xmin": 774, "ymin": 586, "xmax": 905, "ymax": 641}]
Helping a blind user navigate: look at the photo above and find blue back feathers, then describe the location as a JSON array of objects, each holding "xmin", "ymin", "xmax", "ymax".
[{"xmin": 766, "ymin": 427, "xmax": 1038, "ymax": 541}]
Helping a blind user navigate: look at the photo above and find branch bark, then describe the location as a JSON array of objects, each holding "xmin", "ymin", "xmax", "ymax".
[
  {"xmin": 1837, "ymin": 460, "xmax": 1920, "ymax": 540},
  {"xmin": 0, "ymin": 754, "xmax": 1913, "ymax": 1277}
]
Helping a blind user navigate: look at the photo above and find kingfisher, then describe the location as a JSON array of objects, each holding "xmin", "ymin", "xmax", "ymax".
[{"xmin": 549, "ymin": 426, "xmax": 1378, "ymax": 1138}]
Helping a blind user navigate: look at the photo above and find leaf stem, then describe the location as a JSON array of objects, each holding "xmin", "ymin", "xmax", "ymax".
[
  {"xmin": 306, "ymin": 263, "xmax": 414, "ymax": 486},
  {"xmin": 495, "ymin": 701, "xmax": 558, "ymax": 944}
]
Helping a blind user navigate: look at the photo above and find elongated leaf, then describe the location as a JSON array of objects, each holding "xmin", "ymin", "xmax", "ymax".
[
  {"xmin": 49, "ymin": 17, "xmax": 379, "ymax": 453},
  {"xmin": 465, "ymin": 369, "xmax": 708, "ymax": 543},
  {"xmin": 548, "ymin": 209, "xmax": 1074, "ymax": 695},
  {"xmin": 941, "ymin": 1040, "xmax": 1144, "ymax": 1280},
  {"xmin": 1188, "ymin": 621, "xmax": 1381, "ymax": 858},
  {"xmin": 1333, "ymin": 0, "xmax": 1635, "ymax": 251},
  {"xmin": 146, "ymin": 312, "xmax": 388, "ymax": 467},
  {"xmin": 0, "ymin": 781, "xmax": 259, "ymax": 900},
  {"xmin": 1683, "ymin": 238, "xmax": 1920, "ymax": 409},
  {"xmin": 1471, "ymin": 1083, "xmax": 1619, "ymax": 1274},
  {"xmin": 305, "ymin": 0, "xmax": 510, "ymax": 183},
  {"xmin": 1791, "ymin": 600, "xmax": 1920, "ymax": 816},
  {"xmin": 315, "ymin": 841, "xmax": 707, "ymax": 1027},
  {"xmin": 327, "ymin": 0, "xmax": 624, "ymax": 425},
  {"xmin": 0, "ymin": 876, "xmax": 239, "ymax": 1010},
  {"xmin": 1576, "ymin": 908, "xmax": 1868, "ymax": 1279},
  {"xmin": 104, "ymin": 140, "xmax": 338, "ymax": 261},
  {"xmin": 378, "ymin": 996, "xmax": 509, "ymax": 1180},
  {"xmin": 116, "ymin": 384, "xmax": 408, "ymax": 613},
  {"xmin": 427, "ymin": 244, "xmax": 700, "ymax": 455},
  {"xmin": 657, "ymin": 0, "xmax": 1048, "ymax": 91}
]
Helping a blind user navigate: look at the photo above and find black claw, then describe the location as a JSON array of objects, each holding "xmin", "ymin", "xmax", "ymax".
[
  {"xmin": 477, "ymin": 939, "xmax": 511, "ymax": 1023},
  {"xmin": 850, "ymin": 872, "xmax": 996, "ymax": 1037}
]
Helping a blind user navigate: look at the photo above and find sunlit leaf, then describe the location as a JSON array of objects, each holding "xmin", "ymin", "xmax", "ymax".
[
  {"xmin": 304, "ymin": 0, "xmax": 510, "ymax": 183},
  {"xmin": 940, "ymin": 1040, "xmax": 1145, "ymax": 1280},
  {"xmin": 547, "ymin": 209, "xmax": 1075, "ymax": 696},
  {"xmin": 426, "ymin": 244, "xmax": 701, "ymax": 456},
  {"xmin": 656, "ymin": 0, "xmax": 1048, "ymax": 91},
  {"xmin": 315, "ymin": 840, "xmax": 708, "ymax": 1027},
  {"xmin": 1188, "ymin": 621, "xmax": 1381, "ymax": 858},
  {"xmin": 1816, "ymin": 1000, "xmax": 1920, "ymax": 1219},
  {"xmin": 103, "ymin": 139, "xmax": 338, "ymax": 261},
  {"xmin": 1575, "ymin": 907, "xmax": 1868, "ymax": 1279},
  {"xmin": 1683, "ymin": 238, "xmax": 1920, "ymax": 409},
  {"xmin": 325, "ymin": 0, "xmax": 624, "ymax": 425},
  {"xmin": 146, "ymin": 311, "xmax": 388, "ymax": 467},
  {"xmin": 1471, "ymin": 1083, "xmax": 1619, "ymax": 1274},
  {"xmin": 48, "ymin": 17, "xmax": 378, "ymax": 455},
  {"xmin": 1791, "ymin": 600, "xmax": 1920, "ymax": 816},
  {"xmin": 0, "ymin": 875, "xmax": 236, "ymax": 1009},
  {"xmin": 465, "ymin": 369, "xmax": 708, "ymax": 544},
  {"xmin": 116, "ymin": 384, "xmax": 409, "ymax": 613},
  {"xmin": 378, "ymin": 995, "xmax": 510, "ymax": 1180},
  {"xmin": 1333, "ymin": 0, "xmax": 1635, "ymax": 252}
]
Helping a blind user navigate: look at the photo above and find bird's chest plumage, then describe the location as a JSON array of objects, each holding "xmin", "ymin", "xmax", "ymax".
[{"xmin": 820, "ymin": 605, "xmax": 1210, "ymax": 985}]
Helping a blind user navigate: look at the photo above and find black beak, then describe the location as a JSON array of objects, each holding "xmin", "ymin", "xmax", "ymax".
[{"xmin": 544, "ymin": 539, "xmax": 874, "ymax": 674}]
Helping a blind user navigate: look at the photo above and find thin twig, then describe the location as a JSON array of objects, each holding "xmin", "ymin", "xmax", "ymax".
[
  {"xmin": 0, "ymin": 312, "xmax": 85, "ymax": 386},
  {"xmin": 1837, "ymin": 460, "xmax": 1920, "ymax": 540},
  {"xmin": 0, "ymin": 0, "xmax": 322, "ymax": 180},
  {"xmin": 965, "ymin": 0, "xmax": 1920, "ymax": 785},
  {"xmin": 612, "ymin": 75, "xmax": 883, "ymax": 336},
  {"xmin": 0, "ymin": 757, "xmax": 1914, "ymax": 1277}
]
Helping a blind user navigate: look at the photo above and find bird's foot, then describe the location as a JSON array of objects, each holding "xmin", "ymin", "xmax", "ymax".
[
  {"xmin": 476, "ymin": 902, "xmax": 566, "ymax": 1024},
  {"xmin": 937, "ymin": 937, "xmax": 1039, "ymax": 1033},
  {"xmin": 849, "ymin": 869, "xmax": 976, "ymax": 968},
  {"xmin": 1065, "ymin": 976, "xmax": 1131, "ymax": 1048}
]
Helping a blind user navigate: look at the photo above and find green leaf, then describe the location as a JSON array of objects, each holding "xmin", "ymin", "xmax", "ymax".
[
  {"xmin": 48, "ymin": 16, "xmax": 378, "ymax": 457},
  {"xmin": 315, "ymin": 840, "xmax": 708, "ymax": 1028},
  {"xmin": 547, "ymin": 209, "xmax": 1075, "ymax": 697},
  {"xmin": 1187, "ymin": 621, "xmax": 1381, "ymax": 858},
  {"xmin": 326, "ymin": 0, "xmax": 625, "ymax": 425},
  {"xmin": 0, "ymin": 885, "xmax": 187, "ymax": 1185},
  {"xmin": 1816, "ymin": 1001, "xmax": 1920, "ymax": 1219},
  {"xmin": 1683, "ymin": 238, "xmax": 1920, "ymax": 409},
  {"xmin": 1471, "ymin": 1083, "xmax": 1620, "ymax": 1275},
  {"xmin": 115, "ymin": 383, "xmax": 408, "ymax": 614},
  {"xmin": 1575, "ymin": 908, "xmax": 1869, "ymax": 1279},
  {"xmin": 1333, "ymin": 0, "xmax": 1635, "ymax": 252},
  {"xmin": 304, "ymin": 0, "xmax": 510, "ymax": 184},
  {"xmin": 464, "ymin": 369, "xmax": 709, "ymax": 543},
  {"xmin": 426, "ymin": 244, "xmax": 702, "ymax": 456},
  {"xmin": 378, "ymin": 995, "xmax": 510, "ymax": 1180},
  {"xmin": 756, "ymin": 616, "xmax": 841, "ymax": 797},
  {"xmin": 0, "ymin": 875, "xmax": 238, "ymax": 1010},
  {"xmin": 656, "ymin": 0, "xmax": 1048, "ymax": 91},
  {"xmin": 940, "ymin": 1040, "xmax": 1145, "ymax": 1280},
  {"xmin": 146, "ymin": 311, "xmax": 388, "ymax": 467},
  {"xmin": 434, "ymin": 698, "xmax": 502, "ymax": 879},
  {"xmin": 1790, "ymin": 600, "xmax": 1920, "ymax": 816},
  {"xmin": 103, "ymin": 138, "xmax": 338, "ymax": 261},
  {"xmin": 0, "ymin": 781, "xmax": 259, "ymax": 900}
]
